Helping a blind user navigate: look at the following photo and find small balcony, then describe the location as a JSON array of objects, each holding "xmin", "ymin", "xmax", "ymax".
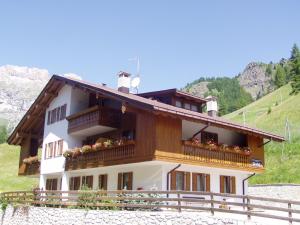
[
  {"xmin": 67, "ymin": 106, "xmax": 122, "ymax": 136},
  {"xmin": 19, "ymin": 156, "xmax": 40, "ymax": 176},
  {"xmin": 64, "ymin": 141, "xmax": 136, "ymax": 171},
  {"xmin": 182, "ymin": 141, "xmax": 264, "ymax": 171},
  {"xmin": 155, "ymin": 141, "xmax": 264, "ymax": 172}
]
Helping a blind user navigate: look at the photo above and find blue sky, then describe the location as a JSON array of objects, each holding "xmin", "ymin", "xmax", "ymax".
[{"xmin": 0, "ymin": 0, "xmax": 299, "ymax": 92}]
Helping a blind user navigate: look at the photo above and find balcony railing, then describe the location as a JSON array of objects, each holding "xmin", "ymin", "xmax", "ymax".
[
  {"xmin": 182, "ymin": 142, "xmax": 263, "ymax": 171},
  {"xmin": 19, "ymin": 161, "xmax": 40, "ymax": 176},
  {"xmin": 67, "ymin": 106, "xmax": 122, "ymax": 134},
  {"xmin": 65, "ymin": 142, "xmax": 135, "ymax": 170}
]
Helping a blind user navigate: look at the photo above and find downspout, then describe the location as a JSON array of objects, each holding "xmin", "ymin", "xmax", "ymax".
[
  {"xmin": 242, "ymin": 173, "xmax": 255, "ymax": 195},
  {"xmin": 166, "ymin": 164, "xmax": 181, "ymax": 198}
]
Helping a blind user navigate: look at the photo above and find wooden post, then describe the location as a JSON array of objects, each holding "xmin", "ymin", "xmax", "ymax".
[
  {"xmin": 247, "ymin": 197, "xmax": 251, "ymax": 220},
  {"xmin": 177, "ymin": 193, "xmax": 181, "ymax": 213},
  {"xmin": 210, "ymin": 193, "xmax": 214, "ymax": 215},
  {"xmin": 288, "ymin": 202, "xmax": 292, "ymax": 224}
]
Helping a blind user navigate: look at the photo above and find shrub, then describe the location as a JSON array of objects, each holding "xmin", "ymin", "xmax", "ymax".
[
  {"xmin": 81, "ymin": 145, "xmax": 92, "ymax": 154},
  {"xmin": 0, "ymin": 196, "xmax": 8, "ymax": 211}
]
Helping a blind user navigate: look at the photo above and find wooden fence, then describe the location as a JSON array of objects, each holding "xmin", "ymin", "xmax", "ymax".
[{"xmin": 1, "ymin": 190, "xmax": 300, "ymax": 223}]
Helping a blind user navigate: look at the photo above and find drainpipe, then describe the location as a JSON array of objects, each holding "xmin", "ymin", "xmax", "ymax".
[
  {"xmin": 243, "ymin": 173, "xmax": 255, "ymax": 195},
  {"xmin": 166, "ymin": 164, "xmax": 181, "ymax": 198}
]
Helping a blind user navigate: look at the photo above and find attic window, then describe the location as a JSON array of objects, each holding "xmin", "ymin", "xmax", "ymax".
[
  {"xmin": 184, "ymin": 103, "xmax": 191, "ymax": 110},
  {"xmin": 175, "ymin": 100, "xmax": 182, "ymax": 108},
  {"xmin": 191, "ymin": 104, "xmax": 198, "ymax": 112}
]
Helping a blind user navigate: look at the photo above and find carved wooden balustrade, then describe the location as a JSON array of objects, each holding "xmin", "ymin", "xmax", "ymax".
[{"xmin": 65, "ymin": 142, "xmax": 135, "ymax": 170}]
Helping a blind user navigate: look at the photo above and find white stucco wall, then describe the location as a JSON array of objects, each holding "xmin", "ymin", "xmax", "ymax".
[
  {"xmin": 40, "ymin": 85, "xmax": 88, "ymax": 189},
  {"xmin": 182, "ymin": 120, "xmax": 246, "ymax": 146}
]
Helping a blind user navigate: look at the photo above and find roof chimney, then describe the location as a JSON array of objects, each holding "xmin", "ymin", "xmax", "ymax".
[
  {"xmin": 205, "ymin": 96, "xmax": 218, "ymax": 117},
  {"xmin": 117, "ymin": 71, "xmax": 131, "ymax": 93}
]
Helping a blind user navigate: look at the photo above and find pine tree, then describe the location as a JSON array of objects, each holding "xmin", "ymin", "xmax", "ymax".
[
  {"xmin": 274, "ymin": 65, "xmax": 286, "ymax": 87},
  {"xmin": 266, "ymin": 63, "xmax": 273, "ymax": 76},
  {"xmin": 0, "ymin": 126, "xmax": 7, "ymax": 144},
  {"xmin": 290, "ymin": 44, "xmax": 300, "ymax": 94}
]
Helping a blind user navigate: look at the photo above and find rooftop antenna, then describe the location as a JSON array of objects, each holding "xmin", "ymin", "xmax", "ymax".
[{"xmin": 128, "ymin": 56, "xmax": 141, "ymax": 93}]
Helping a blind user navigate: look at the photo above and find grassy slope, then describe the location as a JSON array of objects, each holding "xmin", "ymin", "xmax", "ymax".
[
  {"xmin": 224, "ymin": 84, "xmax": 300, "ymax": 184},
  {"xmin": 0, "ymin": 143, "xmax": 38, "ymax": 192}
]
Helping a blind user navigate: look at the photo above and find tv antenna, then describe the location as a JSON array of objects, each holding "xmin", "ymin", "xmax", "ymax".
[{"xmin": 128, "ymin": 57, "xmax": 141, "ymax": 93}]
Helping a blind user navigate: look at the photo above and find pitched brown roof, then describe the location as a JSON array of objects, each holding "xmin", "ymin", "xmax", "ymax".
[
  {"xmin": 7, "ymin": 75, "xmax": 285, "ymax": 144},
  {"xmin": 138, "ymin": 88, "xmax": 208, "ymax": 103}
]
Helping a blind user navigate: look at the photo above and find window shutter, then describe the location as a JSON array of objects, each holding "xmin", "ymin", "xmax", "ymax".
[
  {"xmin": 46, "ymin": 179, "xmax": 51, "ymax": 190},
  {"xmin": 185, "ymin": 172, "xmax": 190, "ymax": 191},
  {"xmin": 192, "ymin": 173, "xmax": 197, "ymax": 191},
  {"xmin": 170, "ymin": 171, "xmax": 176, "ymax": 190},
  {"xmin": 220, "ymin": 176, "xmax": 225, "ymax": 193},
  {"xmin": 60, "ymin": 104, "xmax": 67, "ymax": 120},
  {"xmin": 205, "ymin": 174, "xmax": 211, "ymax": 192},
  {"xmin": 47, "ymin": 111, "xmax": 51, "ymax": 125},
  {"xmin": 74, "ymin": 177, "xmax": 81, "ymax": 190},
  {"xmin": 231, "ymin": 176, "xmax": 236, "ymax": 194},
  {"xmin": 69, "ymin": 177, "xmax": 74, "ymax": 190},
  {"xmin": 52, "ymin": 179, "xmax": 58, "ymax": 190},
  {"xmin": 117, "ymin": 173, "xmax": 122, "ymax": 190},
  {"xmin": 56, "ymin": 107, "xmax": 60, "ymax": 122},
  {"xmin": 128, "ymin": 172, "xmax": 133, "ymax": 190}
]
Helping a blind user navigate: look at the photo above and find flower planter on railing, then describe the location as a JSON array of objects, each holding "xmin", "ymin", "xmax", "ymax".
[
  {"xmin": 65, "ymin": 141, "xmax": 135, "ymax": 170},
  {"xmin": 182, "ymin": 141, "xmax": 256, "ymax": 169}
]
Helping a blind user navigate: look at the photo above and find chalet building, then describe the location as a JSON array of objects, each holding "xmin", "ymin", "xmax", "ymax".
[{"xmin": 7, "ymin": 72, "xmax": 284, "ymax": 196}]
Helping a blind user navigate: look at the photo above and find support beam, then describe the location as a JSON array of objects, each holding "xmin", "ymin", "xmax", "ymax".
[
  {"xmin": 192, "ymin": 123, "xmax": 210, "ymax": 139},
  {"xmin": 257, "ymin": 139, "xmax": 271, "ymax": 148}
]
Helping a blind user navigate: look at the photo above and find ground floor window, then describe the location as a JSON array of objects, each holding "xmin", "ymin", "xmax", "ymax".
[
  {"xmin": 82, "ymin": 176, "xmax": 93, "ymax": 189},
  {"xmin": 220, "ymin": 175, "xmax": 236, "ymax": 194},
  {"xmin": 69, "ymin": 176, "xmax": 81, "ymax": 190},
  {"xmin": 46, "ymin": 178, "xmax": 58, "ymax": 190},
  {"xmin": 98, "ymin": 174, "xmax": 108, "ymax": 190},
  {"xmin": 171, "ymin": 171, "xmax": 190, "ymax": 191},
  {"xmin": 118, "ymin": 172, "xmax": 133, "ymax": 190},
  {"xmin": 192, "ymin": 173, "xmax": 210, "ymax": 192}
]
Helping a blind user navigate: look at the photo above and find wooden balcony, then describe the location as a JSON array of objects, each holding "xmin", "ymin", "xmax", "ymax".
[
  {"xmin": 65, "ymin": 142, "xmax": 136, "ymax": 171},
  {"xmin": 18, "ymin": 161, "xmax": 40, "ymax": 176},
  {"xmin": 67, "ymin": 106, "xmax": 122, "ymax": 135},
  {"xmin": 155, "ymin": 142, "xmax": 264, "ymax": 172}
]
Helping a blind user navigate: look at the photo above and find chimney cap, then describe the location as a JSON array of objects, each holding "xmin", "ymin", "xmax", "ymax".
[
  {"xmin": 118, "ymin": 71, "xmax": 131, "ymax": 78},
  {"xmin": 205, "ymin": 95, "xmax": 217, "ymax": 101}
]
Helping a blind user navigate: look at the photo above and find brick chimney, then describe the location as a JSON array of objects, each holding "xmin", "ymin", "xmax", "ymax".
[
  {"xmin": 205, "ymin": 96, "xmax": 218, "ymax": 117},
  {"xmin": 117, "ymin": 71, "xmax": 131, "ymax": 93}
]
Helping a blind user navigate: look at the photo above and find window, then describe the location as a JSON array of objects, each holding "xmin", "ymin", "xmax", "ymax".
[
  {"xmin": 201, "ymin": 131, "xmax": 218, "ymax": 144},
  {"xmin": 118, "ymin": 172, "xmax": 133, "ymax": 190},
  {"xmin": 98, "ymin": 174, "xmax": 108, "ymax": 190},
  {"xmin": 191, "ymin": 104, "xmax": 198, "ymax": 112},
  {"xmin": 184, "ymin": 103, "xmax": 191, "ymax": 110},
  {"xmin": 45, "ymin": 140, "xmax": 64, "ymax": 159},
  {"xmin": 46, "ymin": 178, "xmax": 58, "ymax": 190},
  {"xmin": 69, "ymin": 176, "xmax": 81, "ymax": 190},
  {"xmin": 171, "ymin": 171, "xmax": 190, "ymax": 191},
  {"xmin": 47, "ymin": 104, "xmax": 67, "ymax": 125},
  {"xmin": 192, "ymin": 173, "xmax": 210, "ymax": 192},
  {"xmin": 175, "ymin": 100, "xmax": 182, "ymax": 108},
  {"xmin": 82, "ymin": 176, "xmax": 93, "ymax": 189},
  {"xmin": 60, "ymin": 104, "xmax": 67, "ymax": 120},
  {"xmin": 220, "ymin": 176, "xmax": 236, "ymax": 194}
]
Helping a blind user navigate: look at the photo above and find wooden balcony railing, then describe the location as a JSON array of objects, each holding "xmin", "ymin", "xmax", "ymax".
[
  {"xmin": 182, "ymin": 143, "xmax": 262, "ymax": 171},
  {"xmin": 65, "ymin": 143, "xmax": 135, "ymax": 170},
  {"xmin": 18, "ymin": 161, "xmax": 40, "ymax": 176},
  {"xmin": 67, "ymin": 106, "xmax": 122, "ymax": 134}
]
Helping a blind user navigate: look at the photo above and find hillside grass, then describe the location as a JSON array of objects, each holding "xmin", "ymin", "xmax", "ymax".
[
  {"xmin": 224, "ymin": 84, "xmax": 300, "ymax": 184},
  {"xmin": 0, "ymin": 143, "xmax": 38, "ymax": 192}
]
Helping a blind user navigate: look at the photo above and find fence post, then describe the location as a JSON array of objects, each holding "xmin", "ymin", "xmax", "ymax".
[
  {"xmin": 247, "ymin": 197, "xmax": 251, "ymax": 220},
  {"xmin": 288, "ymin": 202, "xmax": 292, "ymax": 224},
  {"xmin": 210, "ymin": 193, "xmax": 214, "ymax": 216},
  {"xmin": 177, "ymin": 193, "xmax": 181, "ymax": 213}
]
